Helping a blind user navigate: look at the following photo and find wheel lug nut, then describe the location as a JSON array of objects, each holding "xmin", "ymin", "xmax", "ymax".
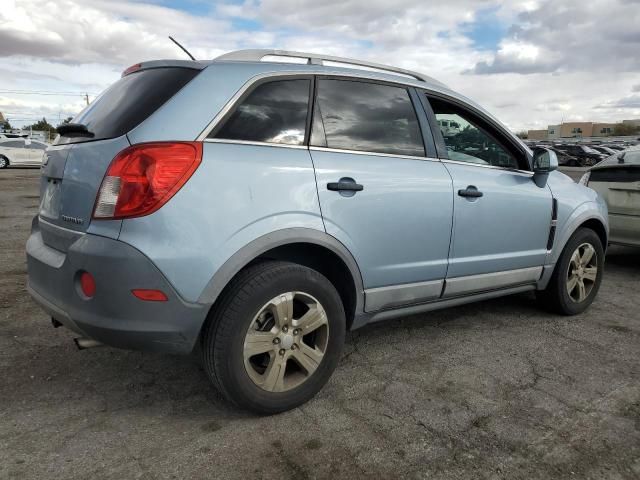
[
  {"xmin": 279, "ymin": 349, "xmax": 286, "ymax": 356},
  {"xmin": 292, "ymin": 344, "xmax": 298, "ymax": 350},
  {"xmin": 282, "ymin": 326, "xmax": 288, "ymax": 333},
  {"xmin": 293, "ymin": 329, "xmax": 300, "ymax": 335},
  {"xmin": 273, "ymin": 338, "xmax": 280, "ymax": 344}
]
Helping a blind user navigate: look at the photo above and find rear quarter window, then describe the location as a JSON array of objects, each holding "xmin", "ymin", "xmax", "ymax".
[
  {"xmin": 211, "ymin": 79, "xmax": 311, "ymax": 145},
  {"xmin": 59, "ymin": 67, "xmax": 199, "ymax": 144}
]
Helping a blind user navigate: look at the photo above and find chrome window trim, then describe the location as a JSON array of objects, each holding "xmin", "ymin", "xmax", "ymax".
[
  {"xmin": 442, "ymin": 158, "xmax": 533, "ymax": 176},
  {"xmin": 197, "ymin": 71, "xmax": 451, "ymax": 142},
  {"xmin": 203, "ymin": 138, "xmax": 308, "ymax": 150},
  {"xmin": 310, "ymin": 146, "xmax": 439, "ymax": 162}
]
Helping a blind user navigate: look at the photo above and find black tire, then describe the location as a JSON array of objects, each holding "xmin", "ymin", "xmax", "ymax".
[
  {"xmin": 201, "ymin": 260, "xmax": 346, "ymax": 414},
  {"xmin": 0, "ymin": 156, "xmax": 8, "ymax": 169},
  {"xmin": 537, "ymin": 228, "xmax": 604, "ymax": 315}
]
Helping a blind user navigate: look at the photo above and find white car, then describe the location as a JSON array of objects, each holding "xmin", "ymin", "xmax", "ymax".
[
  {"xmin": 0, "ymin": 138, "xmax": 48, "ymax": 168},
  {"xmin": 580, "ymin": 149, "xmax": 640, "ymax": 247}
]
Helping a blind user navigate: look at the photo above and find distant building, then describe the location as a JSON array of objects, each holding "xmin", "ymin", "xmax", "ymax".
[
  {"xmin": 528, "ymin": 121, "xmax": 619, "ymax": 140},
  {"xmin": 622, "ymin": 119, "xmax": 640, "ymax": 128},
  {"xmin": 591, "ymin": 123, "xmax": 617, "ymax": 137},
  {"xmin": 547, "ymin": 125, "xmax": 561, "ymax": 139},
  {"xmin": 527, "ymin": 129, "xmax": 548, "ymax": 140}
]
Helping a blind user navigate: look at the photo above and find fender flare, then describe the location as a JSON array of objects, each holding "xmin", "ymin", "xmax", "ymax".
[
  {"xmin": 197, "ymin": 227, "xmax": 365, "ymax": 314},
  {"xmin": 548, "ymin": 200, "xmax": 609, "ymax": 266}
]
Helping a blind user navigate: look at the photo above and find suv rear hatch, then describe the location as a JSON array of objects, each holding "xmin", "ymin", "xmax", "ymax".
[{"xmin": 38, "ymin": 64, "xmax": 201, "ymax": 252}]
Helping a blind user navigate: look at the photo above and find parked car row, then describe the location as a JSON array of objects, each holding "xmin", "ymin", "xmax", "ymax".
[
  {"xmin": 525, "ymin": 140, "xmax": 638, "ymax": 167},
  {"xmin": 0, "ymin": 138, "xmax": 48, "ymax": 168}
]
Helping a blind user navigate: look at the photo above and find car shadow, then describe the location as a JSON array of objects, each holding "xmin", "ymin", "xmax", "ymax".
[{"xmin": 606, "ymin": 245, "xmax": 640, "ymax": 268}]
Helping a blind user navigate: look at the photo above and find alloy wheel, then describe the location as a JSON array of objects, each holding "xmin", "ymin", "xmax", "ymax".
[
  {"xmin": 566, "ymin": 242, "xmax": 598, "ymax": 303},
  {"xmin": 0, "ymin": 157, "xmax": 7, "ymax": 169},
  {"xmin": 243, "ymin": 291, "xmax": 329, "ymax": 392}
]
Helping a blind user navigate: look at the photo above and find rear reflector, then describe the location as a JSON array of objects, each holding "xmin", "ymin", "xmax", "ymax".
[
  {"xmin": 93, "ymin": 142, "xmax": 202, "ymax": 219},
  {"xmin": 131, "ymin": 289, "xmax": 168, "ymax": 302},
  {"xmin": 80, "ymin": 272, "xmax": 96, "ymax": 298}
]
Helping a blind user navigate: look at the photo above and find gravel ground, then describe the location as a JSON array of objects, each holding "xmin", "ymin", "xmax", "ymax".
[{"xmin": 1, "ymin": 168, "xmax": 639, "ymax": 480}]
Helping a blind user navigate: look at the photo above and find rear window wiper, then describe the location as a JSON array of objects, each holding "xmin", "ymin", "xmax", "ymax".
[{"xmin": 57, "ymin": 123, "xmax": 95, "ymax": 138}]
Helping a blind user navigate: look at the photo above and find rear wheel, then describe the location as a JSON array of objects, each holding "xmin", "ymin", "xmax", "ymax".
[
  {"xmin": 0, "ymin": 156, "xmax": 8, "ymax": 169},
  {"xmin": 537, "ymin": 228, "xmax": 604, "ymax": 315},
  {"xmin": 202, "ymin": 261, "xmax": 345, "ymax": 414}
]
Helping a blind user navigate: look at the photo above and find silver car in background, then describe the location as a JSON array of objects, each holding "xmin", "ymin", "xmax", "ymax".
[
  {"xmin": 0, "ymin": 138, "xmax": 48, "ymax": 168},
  {"xmin": 580, "ymin": 149, "xmax": 640, "ymax": 247}
]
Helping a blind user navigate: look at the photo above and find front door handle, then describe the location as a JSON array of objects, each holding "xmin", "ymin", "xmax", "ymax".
[
  {"xmin": 327, "ymin": 179, "xmax": 364, "ymax": 192},
  {"xmin": 458, "ymin": 186, "xmax": 483, "ymax": 198}
]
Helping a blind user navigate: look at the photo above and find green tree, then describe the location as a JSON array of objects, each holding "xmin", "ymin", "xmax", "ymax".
[
  {"xmin": 58, "ymin": 116, "xmax": 73, "ymax": 126},
  {"xmin": 0, "ymin": 118, "xmax": 11, "ymax": 130},
  {"xmin": 24, "ymin": 117, "xmax": 56, "ymax": 141}
]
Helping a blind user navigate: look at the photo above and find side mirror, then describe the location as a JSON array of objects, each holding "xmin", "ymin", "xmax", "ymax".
[
  {"xmin": 532, "ymin": 148, "xmax": 558, "ymax": 187},
  {"xmin": 533, "ymin": 147, "xmax": 558, "ymax": 173}
]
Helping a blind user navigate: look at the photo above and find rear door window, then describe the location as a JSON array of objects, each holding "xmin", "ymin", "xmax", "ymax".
[
  {"xmin": 212, "ymin": 79, "xmax": 311, "ymax": 145},
  {"xmin": 311, "ymin": 79, "xmax": 425, "ymax": 157},
  {"xmin": 61, "ymin": 67, "xmax": 199, "ymax": 144}
]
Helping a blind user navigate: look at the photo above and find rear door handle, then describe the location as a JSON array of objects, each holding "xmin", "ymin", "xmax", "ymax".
[
  {"xmin": 458, "ymin": 186, "xmax": 483, "ymax": 198},
  {"xmin": 327, "ymin": 179, "xmax": 364, "ymax": 192}
]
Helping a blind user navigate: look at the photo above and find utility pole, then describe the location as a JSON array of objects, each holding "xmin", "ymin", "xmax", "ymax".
[{"xmin": 84, "ymin": 93, "xmax": 89, "ymax": 106}]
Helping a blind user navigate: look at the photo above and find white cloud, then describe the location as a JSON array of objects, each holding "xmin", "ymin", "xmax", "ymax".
[
  {"xmin": 0, "ymin": 0, "xmax": 637, "ymax": 131},
  {"xmin": 471, "ymin": 0, "xmax": 640, "ymax": 74}
]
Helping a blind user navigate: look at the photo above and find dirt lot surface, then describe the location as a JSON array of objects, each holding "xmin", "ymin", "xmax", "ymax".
[{"xmin": 1, "ymin": 168, "xmax": 639, "ymax": 479}]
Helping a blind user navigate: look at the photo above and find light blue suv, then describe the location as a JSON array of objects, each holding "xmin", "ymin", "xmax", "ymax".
[{"xmin": 26, "ymin": 50, "xmax": 609, "ymax": 413}]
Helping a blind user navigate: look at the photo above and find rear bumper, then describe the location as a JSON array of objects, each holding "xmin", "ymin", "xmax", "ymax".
[{"xmin": 26, "ymin": 218, "xmax": 209, "ymax": 354}]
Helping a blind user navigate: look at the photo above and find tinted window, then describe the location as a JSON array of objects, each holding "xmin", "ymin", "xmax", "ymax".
[
  {"xmin": 62, "ymin": 67, "xmax": 199, "ymax": 144},
  {"xmin": 0, "ymin": 140, "xmax": 24, "ymax": 148},
  {"xmin": 312, "ymin": 79, "xmax": 424, "ymax": 157},
  {"xmin": 430, "ymin": 98, "xmax": 519, "ymax": 169},
  {"xmin": 213, "ymin": 79, "xmax": 310, "ymax": 145},
  {"xmin": 28, "ymin": 141, "xmax": 48, "ymax": 150}
]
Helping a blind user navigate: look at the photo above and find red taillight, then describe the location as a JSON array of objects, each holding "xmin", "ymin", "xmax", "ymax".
[
  {"xmin": 93, "ymin": 142, "xmax": 202, "ymax": 220},
  {"xmin": 131, "ymin": 289, "xmax": 168, "ymax": 302},
  {"xmin": 122, "ymin": 63, "xmax": 142, "ymax": 77},
  {"xmin": 80, "ymin": 272, "xmax": 96, "ymax": 298}
]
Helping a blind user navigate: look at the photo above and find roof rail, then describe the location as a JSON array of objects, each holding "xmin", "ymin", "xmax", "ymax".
[{"xmin": 214, "ymin": 49, "xmax": 446, "ymax": 87}]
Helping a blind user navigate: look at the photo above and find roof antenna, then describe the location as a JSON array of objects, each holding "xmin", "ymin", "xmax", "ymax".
[{"xmin": 169, "ymin": 36, "xmax": 196, "ymax": 61}]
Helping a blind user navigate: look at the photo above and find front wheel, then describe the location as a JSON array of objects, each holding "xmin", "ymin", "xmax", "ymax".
[
  {"xmin": 537, "ymin": 228, "xmax": 604, "ymax": 315},
  {"xmin": 0, "ymin": 156, "xmax": 8, "ymax": 169},
  {"xmin": 202, "ymin": 261, "xmax": 346, "ymax": 414}
]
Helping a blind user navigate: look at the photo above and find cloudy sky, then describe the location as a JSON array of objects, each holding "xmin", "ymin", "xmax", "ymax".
[{"xmin": 1, "ymin": 0, "xmax": 639, "ymax": 131}]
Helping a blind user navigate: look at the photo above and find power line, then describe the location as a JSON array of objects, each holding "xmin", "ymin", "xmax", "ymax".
[{"xmin": 0, "ymin": 89, "xmax": 98, "ymax": 96}]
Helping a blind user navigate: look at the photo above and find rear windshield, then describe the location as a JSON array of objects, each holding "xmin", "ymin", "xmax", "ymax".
[{"xmin": 59, "ymin": 67, "xmax": 199, "ymax": 144}]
